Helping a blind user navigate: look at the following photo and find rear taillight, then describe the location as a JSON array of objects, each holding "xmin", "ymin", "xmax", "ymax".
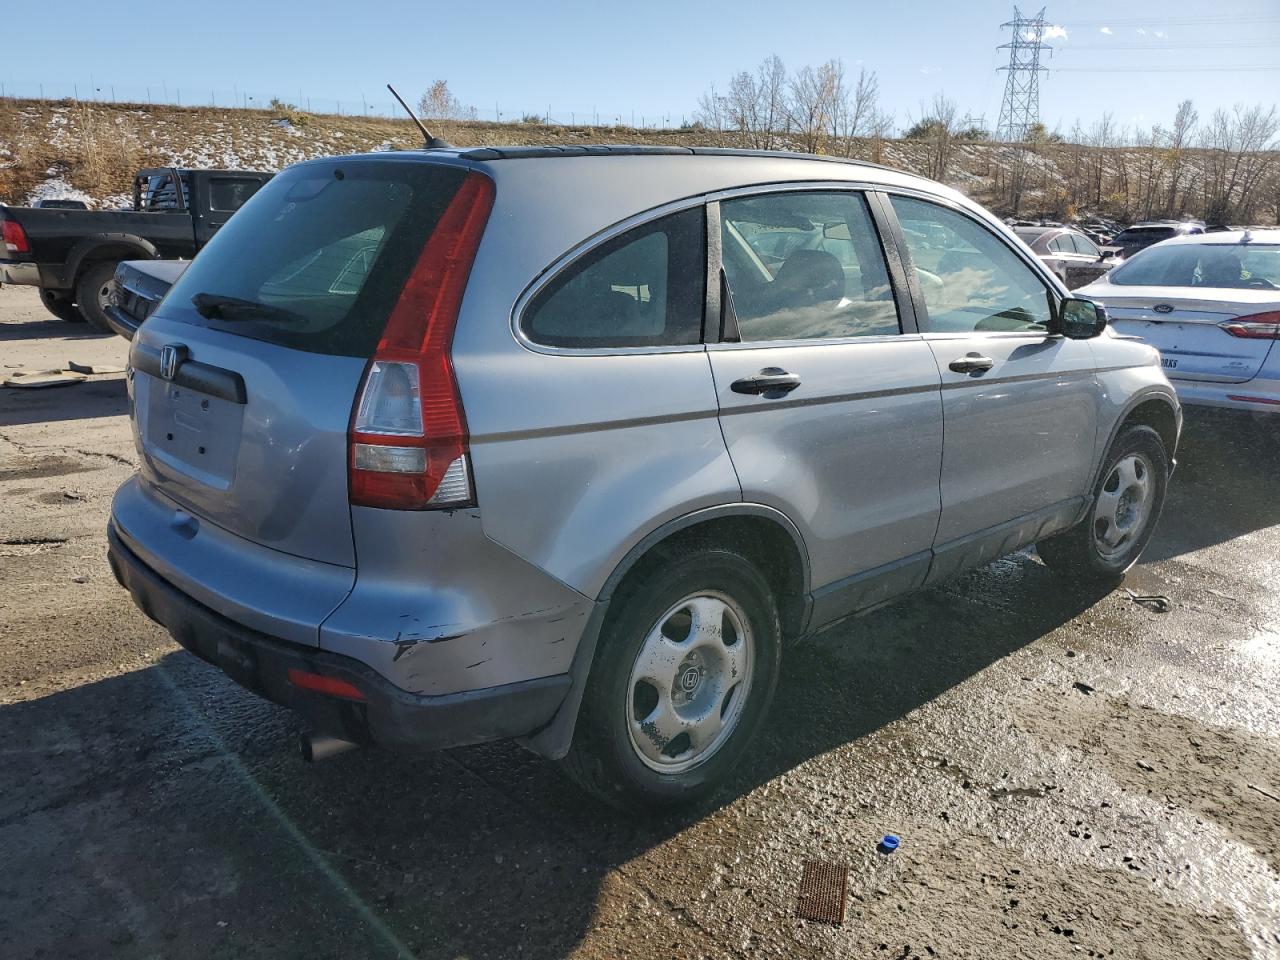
[
  {"xmin": 2, "ymin": 218, "xmax": 30, "ymax": 255},
  {"xmin": 349, "ymin": 172, "xmax": 495, "ymax": 510},
  {"xmin": 1219, "ymin": 311, "xmax": 1280, "ymax": 339}
]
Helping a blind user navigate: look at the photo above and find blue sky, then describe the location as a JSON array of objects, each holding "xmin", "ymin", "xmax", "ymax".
[{"xmin": 4, "ymin": 0, "xmax": 1277, "ymax": 135}]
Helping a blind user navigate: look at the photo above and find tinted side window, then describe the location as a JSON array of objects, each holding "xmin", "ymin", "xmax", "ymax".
[
  {"xmin": 523, "ymin": 208, "xmax": 705, "ymax": 349},
  {"xmin": 720, "ymin": 191, "xmax": 899, "ymax": 342},
  {"xmin": 890, "ymin": 195, "xmax": 1052, "ymax": 333},
  {"xmin": 1048, "ymin": 235, "xmax": 1070, "ymax": 253},
  {"xmin": 208, "ymin": 177, "xmax": 265, "ymax": 213},
  {"xmin": 1071, "ymin": 234, "xmax": 1100, "ymax": 257}
]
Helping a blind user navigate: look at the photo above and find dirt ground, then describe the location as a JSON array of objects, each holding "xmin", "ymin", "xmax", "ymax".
[{"xmin": 2, "ymin": 281, "xmax": 1279, "ymax": 960}]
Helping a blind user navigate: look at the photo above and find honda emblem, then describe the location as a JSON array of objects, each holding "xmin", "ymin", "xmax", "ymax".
[{"xmin": 159, "ymin": 343, "xmax": 187, "ymax": 381}]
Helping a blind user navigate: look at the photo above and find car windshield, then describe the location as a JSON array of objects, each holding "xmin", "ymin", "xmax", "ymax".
[{"xmin": 1109, "ymin": 243, "xmax": 1280, "ymax": 289}]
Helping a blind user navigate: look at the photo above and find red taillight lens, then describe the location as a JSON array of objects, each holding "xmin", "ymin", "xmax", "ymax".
[
  {"xmin": 1220, "ymin": 311, "xmax": 1280, "ymax": 339},
  {"xmin": 349, "ymin": 172, "xmax": 495, "ymax": 510},
  {"xmin": 287, "ymin": 668, "xmax": 366, "ymax": 701},
  {"xmin": 2, "ymin": 218, "xmax": 30, "ymax": 255}
]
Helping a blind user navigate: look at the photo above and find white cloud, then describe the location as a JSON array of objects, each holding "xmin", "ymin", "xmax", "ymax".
[
  {"xmin": 1042, "ymin": 24, "xmax": 1068, "ymax": 41},
  {"xmin": 1154, "ymin": 30, "xmax": 1167, "ymax": 38},
  {"xmin": 1136, "ymin": 27, "xmax": 1147, "ymax": 35},
  {"xmin": 919, "ymin": 66, "xmax": 942, "ymax": 75},
  {"xmin": 1099, "ymin": 26, "xmax": 1113, "ymax": 35}
]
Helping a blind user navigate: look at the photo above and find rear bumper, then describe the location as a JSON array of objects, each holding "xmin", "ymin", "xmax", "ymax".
[
  {"xmin": 0, "ymin": 260, "xmax": 40, "ymax": 285},
  {"xmin": 103, "ymin": 304, "xmax": 141, "ymax": 340},
  {"xmin": 1171, "ymin": 375, "xmax": 1280, "ymax": 414},
  {"xmin": 107, "ymin": 521, "xmax": 572, "ymax": 752}
]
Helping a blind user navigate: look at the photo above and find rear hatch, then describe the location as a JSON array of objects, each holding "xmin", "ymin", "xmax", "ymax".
[
  {"xmin": 129, "ymin": 157, "xmax": 474, "ymax": 567},
  {"xmin": 1100, "ymin": 285, "xmax": 1279, "ymax": 383}
]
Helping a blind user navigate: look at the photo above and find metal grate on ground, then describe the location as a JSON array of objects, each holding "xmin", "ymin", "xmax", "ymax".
[{"xmin": 796, "ymin": 860, "xmax": 848, "ymax": 925}]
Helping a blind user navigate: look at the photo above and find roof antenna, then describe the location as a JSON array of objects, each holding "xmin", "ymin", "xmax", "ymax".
[{"xmin": 386, "ymin": 83, "xmax": 453, "ymax": 149}]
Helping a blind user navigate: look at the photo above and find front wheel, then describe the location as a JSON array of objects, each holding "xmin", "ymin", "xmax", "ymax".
[
  {"xmin": 559, "ymin": 548, "xmax": 781, "ymax": 811},
  {"xmin": 74, "ymin": 261, "xmax": 120, "ymax": 333},
  {"xmin": 1037, "ymin": 424, "xmax": 1169, "ymax": 581}
]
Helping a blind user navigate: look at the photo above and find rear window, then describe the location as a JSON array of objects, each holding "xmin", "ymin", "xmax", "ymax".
[
  {"xmin": 161, "ymin": 160, "xmax": 469, "ymax": 356},
  {"xmin": 1110, "ymin": 243, "xmax": 1280, "ymax": 290},
  {"xmin": 1113, "ymin": 227, "xmax": 1176, "ymax": 245},
  {"xmin": 207, "ymin": 176, "xmax": 265, "ymax": 213}
]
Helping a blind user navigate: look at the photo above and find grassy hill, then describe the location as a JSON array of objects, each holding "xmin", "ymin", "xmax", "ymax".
[{"xmin": 2, "ymin": 97, "xmax": 1276, "ymax": 225}]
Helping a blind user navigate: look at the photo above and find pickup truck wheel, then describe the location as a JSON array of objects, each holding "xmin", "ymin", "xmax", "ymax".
[
  {"xmin": 559, "ymin": 548, "xmax": 781, "ymax": 811},
  {"xmin": 39, "ymin": 288, "xmax": 85, "ymax": 323},
  {"xmin": 1037, "ymin": 424, "xmax": 1169, "ymax": 582},
  {"xmin": 75, "ymin": 261, "xmax": 120, "ymax": 333}
]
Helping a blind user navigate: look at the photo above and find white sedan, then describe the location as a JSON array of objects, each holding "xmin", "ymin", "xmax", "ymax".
[{"xmin": 1077, "ymin": 230, "xmax": 1280, "ymax": 414}]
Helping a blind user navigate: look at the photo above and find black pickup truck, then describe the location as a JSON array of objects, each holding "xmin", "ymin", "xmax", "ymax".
[{"xmin": 0, "ymin": 167, "xmax": 270, "ymax": 331}]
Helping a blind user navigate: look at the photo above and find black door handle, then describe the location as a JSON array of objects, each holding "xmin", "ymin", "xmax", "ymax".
[
  {"xmin": 731, "ymin": 367, "xmax": 802, "ymax": 398},
  {"xmin": 948, "ymin": 353, "xmax": 994, "ymax": 375}
]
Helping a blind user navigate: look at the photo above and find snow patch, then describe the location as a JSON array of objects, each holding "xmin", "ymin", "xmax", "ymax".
[{"xmin": 27, "ymin": 177, "xmax": 94, "ymax": 207}]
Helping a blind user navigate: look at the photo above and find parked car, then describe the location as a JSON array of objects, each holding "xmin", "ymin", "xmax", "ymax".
[
  {"xmin": 1078, "ymin": 230, "xmax": 1280, "ymax": 415},
  {"xmin": 1013, "ymin": 225, "xmax": 1113, "ymax": 289},
  {"xmin": 104, "ymin": 259, "xmax": 190, "ymax": 339},
  {"xmin": 107, "ymin": 146, "xmax": 1179, "ymax": 809},
  {"xmin": 0, "ymin": 167, "xmax": 271, "ymax": 331},
  {"xmin": 1100, "ymin": 220, "xmax": 1205, "ymax": 264},
  {"xmin": 31, "ymin": 198, "xmax": 90, "ymax": 210}
]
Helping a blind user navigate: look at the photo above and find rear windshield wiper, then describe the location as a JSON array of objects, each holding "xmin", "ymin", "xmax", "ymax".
[{"xmin": 191, "ymin": 292, "xmax": 306, "ymax": 325}]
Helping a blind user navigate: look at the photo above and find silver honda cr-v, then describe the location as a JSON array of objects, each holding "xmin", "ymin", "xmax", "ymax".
[{"xmin": 108, "ymin": 146, "xmax": 1180, "ymax": 809}]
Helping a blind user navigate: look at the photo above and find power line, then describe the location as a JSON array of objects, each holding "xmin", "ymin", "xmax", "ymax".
[
  {"xmin": 1050, "ymin": 64, "xmax": 1280, "ymax": 73},
  {"xmin": 1056, "ymin": 14, "xmax": 1280, "ymax": 27},
  {"xmin": 1063, "ymin": 39, "xmax": 1280, "ymax": 50}
]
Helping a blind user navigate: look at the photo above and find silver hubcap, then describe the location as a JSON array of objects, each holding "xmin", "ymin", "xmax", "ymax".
[
  {"xmin": 1093, "ymin": 453, "xmax": 1153, "ymax": 560},
  {"xmin": 626, "ymin": 592, "xmax": 753, "ymax": 774}
]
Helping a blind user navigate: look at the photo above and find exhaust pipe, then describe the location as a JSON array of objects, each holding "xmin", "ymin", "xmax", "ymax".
[{"xmin": 299, "ymin": 732, "xmax": 359, "ymax": 763}]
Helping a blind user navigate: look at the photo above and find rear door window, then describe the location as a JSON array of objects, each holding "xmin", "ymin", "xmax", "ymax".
[
  {"xmin": 720, "ymin": 191, "xmax": 899, "ymax": 341},
  {"xmin": 1071, "ymin": 234, "xmax": 1100, "ymax": 257},
  {"xmin": 521, "ymin": 208, "xmax": 705, "ymax": 349},
  {"xmin": 160, "ymin": 160, "xmax": 470, "ymax": 356},
  {"xmin": 207, "ymin": 177, "xmax": 266, "ymax": 213},
  {"xmin": 890, "ymin": 195, "xmax": 1052, "ymax": 332}
]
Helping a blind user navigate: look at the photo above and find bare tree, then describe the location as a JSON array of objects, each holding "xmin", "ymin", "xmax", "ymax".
[
  {"xmin": 418, "ymin": 80, "xmax": 476, "ymax": 122},
  {"xmin": 828, "ymin": 65, "xmax": 880, "ymax": 156},
  {"xmin": 787, "ymin": 61, "xmax": 843, "ymax": 154},
  {"xmin": 694, "ymin": 83, "xmax": 727, "ymax": 131},
  {"xmin": 1200, "ymin": 103, "xmax": 1280, "ymax": 223},
  {"xmin": 1164, "ymin": 99, "xmax": 1198, "ymax": 216},
  {"xmin": 914, "ymin": 94, "xmax": 959, "ymax": 181}
]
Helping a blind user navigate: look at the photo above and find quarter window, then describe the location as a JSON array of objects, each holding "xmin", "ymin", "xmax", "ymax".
[
  {"xmin": 522, "ymin": 208, "xmax": 705, "ymax": 349},
  {"xmin": 891, "ymin": 196, "xmax": 1053, "ymax": 332},
  {"xmin": 720, "ymin": 191, "xmax": 900, "ymax": 341}
]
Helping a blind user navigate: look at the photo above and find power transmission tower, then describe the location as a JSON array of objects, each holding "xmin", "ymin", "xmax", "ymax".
[{"xmin": 996, "ymin": 6, "xmax": 1052, "ymax": 141}]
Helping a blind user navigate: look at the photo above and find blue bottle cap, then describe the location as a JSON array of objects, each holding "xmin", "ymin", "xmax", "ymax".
[{"xmin": 878, "ymin": 834, "xmax": 900, "ymax": 853}]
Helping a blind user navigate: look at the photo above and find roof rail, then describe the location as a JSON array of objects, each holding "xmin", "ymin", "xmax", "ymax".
[{"xmin": 456, "ymin": 144, "xmax": 899, "ymax": 174}]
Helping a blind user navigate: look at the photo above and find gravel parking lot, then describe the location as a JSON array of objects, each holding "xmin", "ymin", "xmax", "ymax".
[{"xmin": 2, "ymin": 281, "xmax": 1279, "ymax": 960}]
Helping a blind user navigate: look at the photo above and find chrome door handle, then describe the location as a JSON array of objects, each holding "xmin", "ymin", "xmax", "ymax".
[{"xmin": 948, "ymin": 353, "xmax": 994, "ymax": 375}]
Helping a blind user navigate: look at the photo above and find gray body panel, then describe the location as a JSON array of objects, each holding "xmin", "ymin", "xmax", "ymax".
[
  {"xmin": 924, "ymin": 332, "xmax": 1099, "ymax": 546},
  {"xmin": 706, "ymin": 336, "xmax": 943, "ymax": 591},
  {"xmin": 130, "ymin": 316, "xmax": 366, "ymax": 568}
]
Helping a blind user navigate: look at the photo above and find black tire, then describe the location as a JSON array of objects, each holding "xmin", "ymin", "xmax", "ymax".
[
  {"xmin": 74, "ymin": 261, "xmax": 119, "ymax": 333},
  {"xmin": 39, "ymin": 288, "xmax": 85, "ymax": 323},
  {"xmin": 1037, "ymin": 424, "xmax": 1169, "ymax": 582},
  {"xmin": 559, "ymin": 547, "xmax": 782, "ymax": 811}
]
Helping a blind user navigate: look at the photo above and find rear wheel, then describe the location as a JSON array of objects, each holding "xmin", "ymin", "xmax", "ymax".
[
  {"xmin": 39, "ymin": 288, "xmax": 85, "ymax": 323},
  {"xmin": 74, "ymin": 261, "xmax": 119, "ymax": 333},
  {"xmin": 1037, "ymin": 424, "xmax": 1169, "ymax": 581},
  {"xmin": 559, "ymin": 548, "xmax": 781, "ymax": 811}
]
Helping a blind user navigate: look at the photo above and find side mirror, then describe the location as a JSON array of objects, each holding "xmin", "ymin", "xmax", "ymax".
[{"xmin": 1056, "ymin": 297, "xmax": 1108, "ymax": 339}]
